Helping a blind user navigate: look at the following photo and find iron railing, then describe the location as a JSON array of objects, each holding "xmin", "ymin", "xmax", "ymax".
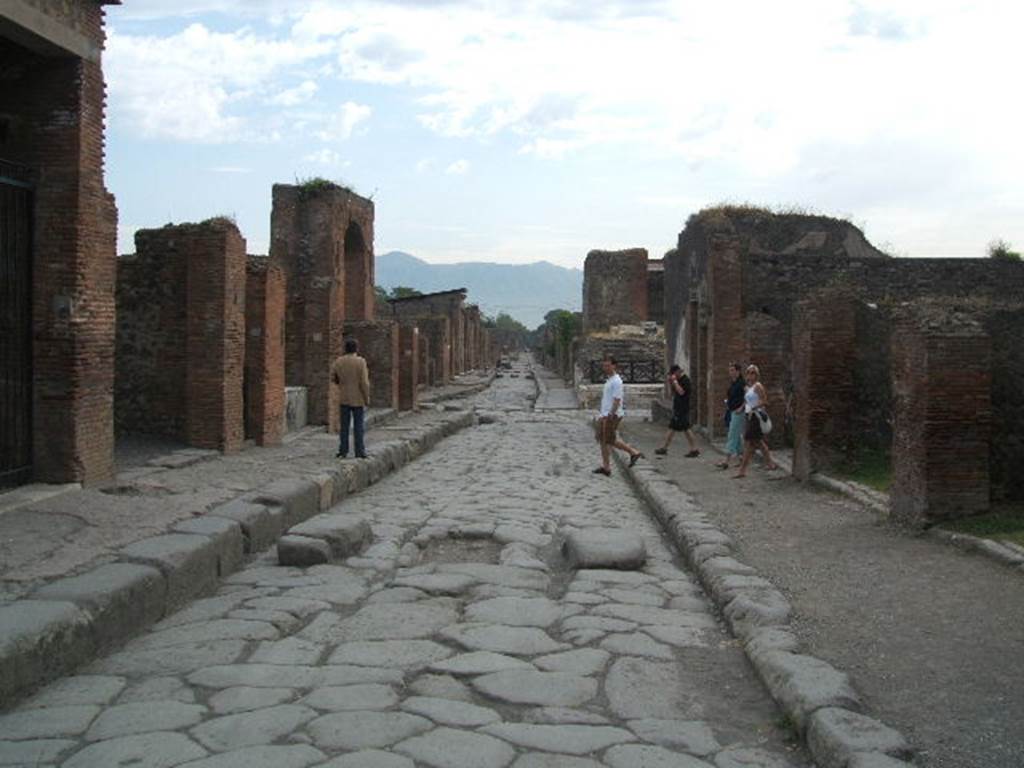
[{"xmin": 588, "ymin": 359, "xmax": 662, "ymax": 384}]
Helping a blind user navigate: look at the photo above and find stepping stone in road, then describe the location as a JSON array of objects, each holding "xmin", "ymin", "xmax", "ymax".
[{"xmin": 562, "ymin": 529, "xmax": 647, "ymax": 570}]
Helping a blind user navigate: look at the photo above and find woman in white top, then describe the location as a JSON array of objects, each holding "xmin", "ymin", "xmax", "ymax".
[{"xmin": 734, "ymin": 364, "xmax": 778, "ymax": 478}]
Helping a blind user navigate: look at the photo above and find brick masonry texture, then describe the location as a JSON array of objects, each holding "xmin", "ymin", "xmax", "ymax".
[
  {"xmin": 269, "ymin": 183, "xmax": 375, "ymax": 427},
  {"xmin": 415, "ymin": 316, "xmax": 449, "ymax": 385},
  {"xmin": 344, "ymin": 321, "xmax": 399, "ymax": 411},
  {"xmin": 398, "ymin": 324, "xmax": 420, "ymax": 411},
  {"xmin": 2, "ymin": 4, "xmax": 118, "ymax": 484},
  {"xmin": 116, "ymin": 221, "xmax": 246, "ymax": 453},
  {"xmin": 387, "ymin": 290, "xmax": 466, "ymax": 376},
  {"xmin": 418, "ymin": 334, "xmax": 431, "ymax": 386},
  {"xmin": 582, "ymin": 248, "xmax": 649, "ymax": 333},
  {"xmin": 245, "ymin": 256, "xmax": 285, "ymax": 446}
]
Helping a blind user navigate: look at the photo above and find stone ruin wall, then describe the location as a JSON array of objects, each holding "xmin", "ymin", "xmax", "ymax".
[
  {"xmin": 115, "ymin": 221, "xmax": 246, "ymax": 452},
  {"xmin": 388, "ymin": 292, "xmax": 466, "ymax": 378},
  {"xmin": 582, "ymin": 249, "xmax": 649, "ymax": 334},
  {"xmin": 244, "ymin": 256, "xmax": 285, "ymax": 447}
]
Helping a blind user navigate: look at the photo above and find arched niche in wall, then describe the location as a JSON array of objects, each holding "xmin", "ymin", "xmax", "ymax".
[{"xmin": 344, "ymin": 220, "xmax": 368, "ymax": 321}]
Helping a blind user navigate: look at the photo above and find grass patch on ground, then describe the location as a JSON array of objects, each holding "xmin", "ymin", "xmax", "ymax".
[
  {"xmin": 833, "ymin": 447, "xmax": 892, "ymax": 493},
  {"xmin": 940, "ymin": 505, "xmax": 1024, "ymax": 547}
]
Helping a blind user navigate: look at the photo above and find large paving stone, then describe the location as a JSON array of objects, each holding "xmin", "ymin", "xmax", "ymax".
[
  {"xmin": 511, "ymin": 755, "xmax": 604, "ymax": 768},
  {"xmin": 32, "ymin": 563, "xmax": 167, "ymax": 650},
  {"xmin": 315, "ymin": 751, "xmax": 414, "ymax": 768},
  {"xmin": 395, "ymin": 727, "xmax": 515, "ymax": 768},
  {"xmin": 302, "ymin": 600, "xmax": 458, "ymax": 642},
  {"xmin": 119, "ymin": 676, "xmax": 196, "ymax": 704},
  {"xmin": 286, "ymin": 582, "xmax": 371, "ymax": 606},
  {"xmin": 0, "ymin": 600, "xmax": 94, "ymax": 704},
  {"xmin": 400, "ymin": 695, "xmax": 501, "ymax": 726},
  {"xmin": 604, "ymin": 744, "xmax": 714, "ymax": 767},
  {"xmin": 188, "ymin": 664, "xmax": 322, "ymax": 690},
  {"xmin": 465, "ymin": 596, "xmax": 562, "ymax": 627},
  {"xmin": 0, "ymin": 739, "xmax": 76, "ymax": 766},
  {"xmin": 178, "ymin": 745, "xmax": 326, "ymax": 768},
  {"xmin": 250, "ymin": 637, "xmax": 325, "ymax": 666},
  {"xmin": 85, "ymin": 701, "xmax": 207, "ymax": 741},
  {"xmin": 300, "ymin": 684, "xmax": 399, "ymax": 711},
  {"xmin": 429, "ymin": 651, "xmax": 534, "ymax": 676},
  {"xmin": 244, "ymin": 596, "xmax": 332, "ymax": 618},
  {"xmin": 328, "ymin": 640, "xmax": 452, "ymax": 669},
  {"xmin": 135, "ymin": 620, "xmax": 280, "ymax": 649},
  {"xmin": 601, "ymin": 632, "xmax": 675, "ymax": 659},
  {"xmin": 408, "ymin": 674, "xmax": 475, "ymax": 702},
  {"xmin": 288, "ymin": 513, "xmax": 372, "ymax": 558},
  {"xmin": 591, "ymin": 603, "xmax": 717, "ymax": 628},
  {"xmin": 481, "ymin": 723, "xmax": 636, "ymax": 754},
  {"xmin": 208, "ymin": 686, "xmax": 296, "ymax": 715},
  {"xmin": 440, "ymin": 623, "xmax": 567, "ymax": 656},
  {"xmin": 534, "ymin": 648, "xmax": 610, "ymax": 675},
  {"xmin": 471, "ymin": 670, "xmax": 597, "ymax": 706},
  {"xmin": 627, "ymin": 720, "xmax": 720, "ymax": 756},
  {"xmin": 807, "ymin": 708, "xmax": 913, "ymax": 767},
  {"xmin": 522, "ymin": 707, "xmax": 610, "ymax": 725},
  {"xmin": 392, "ymin": 572, "xmax": 478, "ymax": 595},
  {"xmin": 190, "ymin": 704, "xmax": 317, "ymax": 752},
  {"xmin": 277, "ymin": 536, "xmax": 331, "ymax": 567},
  {"xmin": 437, "ymin": 563, "xmax": 549, "ymax": 591},
  {"xmin": 119, "ymin": 534, "xmax": 221, "ymax": 611},
  {"xmin": 563, "ymin": 529, "xmax": 647, "ymax": 570},
  {"xmin": 605, "ymin": 658, "xmax": 690, "ymax": 720},
  {"xmin": 0, "ymin": 705, "xmax": 98, "ymax": 740},
  {"xmin": 89, "ymin": 640, "xmax": 248, "ymax": 677},
  {"xmin": 713, "ymin": 747, "xmax": 800, "ymax": 768},
  {"xmin": 24, "ymin": 674, "xmax": 125, "ymax": 708},
  {"xmin": 62, "ymin": 732, "xmax": 207, "ymax": 768},
  {"xmin": 307, "ymin": 711, "xmax": 432, "ymax": 750},
  {"xmin": 603, "ymin": 587, "xmax": 666, "ymax": 606},
  {"xmin": 643, "ymin": 625, "xmax": 710, "ymax": 648}
]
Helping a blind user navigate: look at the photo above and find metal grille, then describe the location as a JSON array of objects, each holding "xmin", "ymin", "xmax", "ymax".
[
  {"xmin": 0, "ymin": 176, "xmax": 33, "ymax": 488},
  {"xmin": 588, "ymin": 360, "xmax": 662, "ymax": 384}
]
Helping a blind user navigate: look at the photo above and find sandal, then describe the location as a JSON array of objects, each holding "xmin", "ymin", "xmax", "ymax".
[
  {"xmin": 629, "ymin": 452, "xmax": 645, "ymax": 468},
  {"xmin": 715, "ymin": 461, "xmax": 729, "ymax": 469},
  {"xmin": 592, "ymin": 467, "xmax": 611, "ymax": 476},
  {"xmin": 685, "ymin": 450, "xmax": 701, "ymax": 458},
  {"xmin": 654, "ymin": 447, "xmax": 667, "ymax": 456}
]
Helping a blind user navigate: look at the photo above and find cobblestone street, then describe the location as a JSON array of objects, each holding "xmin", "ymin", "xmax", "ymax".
[{"xmin": 0, "ymin": 364, "xmax": 808, "ymax": 768}]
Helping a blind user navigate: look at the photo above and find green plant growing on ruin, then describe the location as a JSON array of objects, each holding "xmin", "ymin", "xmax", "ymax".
[
  {"xmin": 834, "ymin": 447, "xmax": 892, "ymax": 492},
  {"xmin": 295, "ymin": 176, "xmax": 353, "ymax": 198},
  {"xmin": 988, "ymin": 239, "xmax": 1021, "ymax": 261},
  {"xmin": 200, "ymin": 214, "xmax": 237, "ymax": 228},
  {"xmin": 940, "ymin": 504, "xmax": 1024, "ymax": 547}
]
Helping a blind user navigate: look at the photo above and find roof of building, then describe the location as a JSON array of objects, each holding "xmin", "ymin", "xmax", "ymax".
[{"xmin": 388, "ymin": 288, "xmax": 467, "ymax": 303}]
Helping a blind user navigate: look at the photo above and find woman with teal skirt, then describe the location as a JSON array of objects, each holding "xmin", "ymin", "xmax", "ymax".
[{"xmin": 717, "ymin": 362, "xmax": 746, "ymax": 469}]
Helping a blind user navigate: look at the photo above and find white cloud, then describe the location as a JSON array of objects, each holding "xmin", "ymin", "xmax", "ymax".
[
  {"xmin": 316, "ymin": 101, "xmax": 373, "ymax": 140},
  {"xmin": 415, "ymin": 158, "xmax": 435, "ymax": 173},
  {"xmin": 269, "ymin": 79, "xmax": 318, "ymax": 106},
  {"xmin": 445, "ymin": 159, "xmax": 470, "ymax": 175},
  {"xmin": 303, "ymin": 149, "xmax": 350, "ymax": 166}
]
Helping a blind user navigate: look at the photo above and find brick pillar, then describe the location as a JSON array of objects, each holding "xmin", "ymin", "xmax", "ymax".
[
  {"xmin": 345, "ymin": 321, "xmax": 399, "ymax": 411},
  {"xmin": 891, "ymin": 317, "xmax": 992, "ymax": 526},
  {"xmin": 685, "ymin": 301, "xmax": 699, "ymax": 425},
  {"xmin": 792, "ymin": 294, "xmax": 857, "ymax": 479},
  {"xmin": 419, "ymin": 335, "xmax": 431, "ymax": 387},
  {"xmin": 245, "ymin": 258, "xmax": 285, "ymax": 447},
  {"xmin": 704, "ymin": 237, "xmax": 745, "ymax": 438},
  {"xmin": 398, "ymin": 325, "xmax": 420, "ymax": 411},
  {"xmin": 415, "ymin": 317, "xmax": 450, "ymax": 384},
  {"xmin": 185, "ymin": 222, "xmax": 246, "ymax": 452}
]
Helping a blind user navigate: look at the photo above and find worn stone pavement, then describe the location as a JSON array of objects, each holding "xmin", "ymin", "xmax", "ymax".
[{"xmin": 0, "ymin": 363, "xmax": 809, "ymax": 767}]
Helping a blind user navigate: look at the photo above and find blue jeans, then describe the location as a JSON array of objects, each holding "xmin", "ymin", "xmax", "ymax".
[{"xmin": 339, "ymin": 405, "xmax": 366, "ymax": 457}]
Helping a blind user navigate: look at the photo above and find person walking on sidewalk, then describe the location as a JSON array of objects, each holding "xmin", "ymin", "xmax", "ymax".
[
  {"xmin": 332, "ymin": 338, "xmax": 371, "ymax": 459},
  {"xmin": 655, "ymin": 364, "xmax": 699, "ymax": 458},
  {"xmin": 593, "ymin": 355, "xmax": 644, "ymax": 476},
  {"xmin": 734, "ymin": 363, "xmax": 779, "ymax": 478},
  {"xmin": 716, "ymin": 362, "xmax": 747, "ymax": 469}
]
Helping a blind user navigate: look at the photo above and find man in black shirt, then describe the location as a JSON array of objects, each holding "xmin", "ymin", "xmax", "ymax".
[{"xmin": 655, "ymin": 365, "xmax": 700, "ymax": 458}]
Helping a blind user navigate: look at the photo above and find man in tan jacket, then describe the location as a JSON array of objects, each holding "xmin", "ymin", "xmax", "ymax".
[{"xmin": 331, "ymin": 338, "xmax": 371, "ymax": 458}]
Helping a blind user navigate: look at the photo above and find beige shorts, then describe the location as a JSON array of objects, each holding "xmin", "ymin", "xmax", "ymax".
[{"xmin": 595, "ymin": 415, "xmax": 621, "ymax": 446}]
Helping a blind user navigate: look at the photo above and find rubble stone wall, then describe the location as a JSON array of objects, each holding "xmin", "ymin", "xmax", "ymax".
[
  {"xmin": 388, "ymin": 292, "xmax": 465, "ymax": 376},
  {"xmin": 344, "ymin": 321, "xmax": 399, "ymax": 411},
  {"xmin": 398, "ymin": 324, "xmax": 420, "ymax": 411},
  {"xmin": 583, "ymin": 249, "xmax": 649, "ymax": 333}
]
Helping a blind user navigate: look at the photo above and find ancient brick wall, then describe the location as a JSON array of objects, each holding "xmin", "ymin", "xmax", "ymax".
[
  {"xmin": 582, "ymin": 249, "xmax": 649, "ymax": 333},
  {"xmin": 388, "ymin": 291, "xmax": 465, "ymax": 376},
  {"xmin": 244, "ymin": 256, "xmax": 285, "ymax": 447},
  {"xmin": 891, "ymin": 312, "xmax": 992, "ymax": 526},
  {"xmin": 270, "ymin": 183, "xmax": 374, "ymax": 427},
  {"xmin": 116, "ymin": 221, "xmax": 246, "ymax": 451},
  {"xmin": 344, "ymin": 321, "xmax": 399, "ymax": 410},
  {"xmin": 413, "ymin": 316, "xmax": 451, "ymax": 384},
  {"xmin": 704, "ymin": 239, "xmax": 746, "ymax": 438},
  {"xmin": 984, "ymin": 308, "xmax": 1024, "ymax": 501},
  {"xmin": 744, "ymin": 312, "xmax": 787, "ymax": 448},
  {"xmin": 1, "ymin": 5, "xmax": 118, "ymax": 484},
  {"xmin": 398, "ymin": 325, "xmax": 420, "ymax": 411},
  {"xmin": 418, "ymin": 335, "xmax": 431, "ymax": 387}
]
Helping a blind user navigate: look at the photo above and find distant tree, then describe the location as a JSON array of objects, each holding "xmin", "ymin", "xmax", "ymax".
[
  {"xmin": 988, "ymin": 239, "xmax": 1021, "ymax": 261},
  {"xmin": 389, "ymin": 286, "xmax": 423, "ymax": 299},
  {"xmin": 374, "ymin": 285, "xmax": 390, "ymax": 306}
]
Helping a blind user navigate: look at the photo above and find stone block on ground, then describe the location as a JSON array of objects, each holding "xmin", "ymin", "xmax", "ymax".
[
  {"xmin": 250, "ymin": 477, "xmax": 321, "ymax": 528},
  {"xmin": 278, "ymin": 536, "xmax": 333, "ymax": 567},
  {"xmin": 32, "ymin": 563, "xmax": 167, "ymax": 649},
  {"xmin": 562, "ymin": 528, "xmax": 646, "ymax": 570},
  {"xmin": 287, "ymin": 514, "xmax": 373, "ymax": 559},
  {"xmin": 0, "ymin": 600, "xmax": 95, "ymax": 705},
  {"xmin": 174, "ymin": 517, "xmax": 245, "ymax": 576},
  {"xmin": 753, "ymin": 651, "xmax": 862, "ymax": 732},
  {"xmin": 807, "ymin": 707, "xmax": 913, "ymax": 768},
  {"xmin": 118, "ymin": 534, "xmax": 220, "ymax": 611},
  {"xmin": 208, "ymin": 499, "xmax": 276, "ymax": 553}
]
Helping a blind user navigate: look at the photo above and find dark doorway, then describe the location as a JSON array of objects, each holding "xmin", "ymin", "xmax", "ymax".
[
  {"xmin": 0, "ymin": 164, "xmax": 33, "ymax": 489},
  {"xmin": 343, "ymin": 222, "xmax": 367, "ymax": 321}
]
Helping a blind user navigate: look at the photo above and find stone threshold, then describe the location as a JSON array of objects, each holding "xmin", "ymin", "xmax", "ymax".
[
  {"xmin": 0, "ymin": 409, "xmax": 476, "ymax": 709},
  {"xmin": 612, "ymin": 442, "xmax": 915, "ymax": 768}
]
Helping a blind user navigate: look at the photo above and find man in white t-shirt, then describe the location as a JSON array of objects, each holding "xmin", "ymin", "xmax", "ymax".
[{"xmin": 593, "ymin": 355, "xmax": 644, "ymax": 476}]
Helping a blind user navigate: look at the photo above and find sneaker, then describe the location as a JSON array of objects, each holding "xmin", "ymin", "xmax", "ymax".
[
  {"xmin": 685, "ymin": 450, "xmax": 701, "ymax": 458},
  {"xmin": 592, "ymin": 467, "xmax": 611, "ymax": 476},
  {"xmin": 654, "ymin": 448, "xmax": 667, "ymax": 456},
  {"xmin": 336, "ymin": 451, "xmax": 347, "ymax": 459}
]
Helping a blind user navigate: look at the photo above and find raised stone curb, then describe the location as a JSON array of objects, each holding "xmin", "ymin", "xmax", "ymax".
[
  {"xmin": 927, "ymin": 528, "xmax": 1024, "ymax": 574},
  {"xmin": 0, "ymin": 408, "xmax": 477, "ymax": 708},
  {"xmin": 613, "ymin": 446, "xmax": 915, "ymax": 768}
]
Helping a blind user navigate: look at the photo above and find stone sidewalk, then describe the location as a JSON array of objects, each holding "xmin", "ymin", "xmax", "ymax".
[
  {"xmin": 619, "ymin": 418, "xmax": 1024, "ymax": 768},
  {"xmin": 0, "ymin": 369, "xmax": 814, "ymax": 768}
]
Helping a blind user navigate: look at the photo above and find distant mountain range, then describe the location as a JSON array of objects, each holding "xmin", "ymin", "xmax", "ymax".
[{"xmin": 375, "ymin": 251, "xmax": 582, "ymax": 329}]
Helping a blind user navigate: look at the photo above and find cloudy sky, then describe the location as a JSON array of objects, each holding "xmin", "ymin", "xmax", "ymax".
[{"xmin": 105, "ymin": 0, "xmax": 1023, "ymax": 266}]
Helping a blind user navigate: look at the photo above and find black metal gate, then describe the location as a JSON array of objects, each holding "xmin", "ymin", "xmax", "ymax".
[{"xmin": 0, "ymin": 163, "xmax": 33, "ymax": 489}]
